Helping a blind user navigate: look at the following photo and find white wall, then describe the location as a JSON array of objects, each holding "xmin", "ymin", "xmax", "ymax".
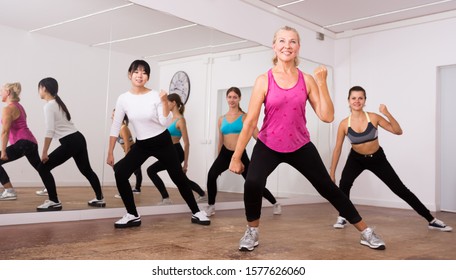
[{"xmin": 333, "ymin": 17, "xmax": 456, "ymax": 211}]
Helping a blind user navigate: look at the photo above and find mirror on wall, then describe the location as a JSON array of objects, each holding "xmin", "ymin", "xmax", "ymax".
[{"xmin": 0, "ymin": 1, "xmax": 333, "ymax": 217}]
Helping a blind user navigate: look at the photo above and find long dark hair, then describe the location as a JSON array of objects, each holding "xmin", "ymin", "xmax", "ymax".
[
  {"xmin": 38, "ymin": 77, "xmax": 71, "ymax": 121},
  {"xmin": 167, "ymin": 93, "xmax": 185, "ymax": 115},
  {"xmin": 226, "ymin": 86, "xmax": 245, "ymax": 113}
]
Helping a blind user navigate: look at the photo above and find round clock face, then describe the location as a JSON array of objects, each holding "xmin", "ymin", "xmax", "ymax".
[{"xmin": 169, "ymin": 71, "xmax": 190, "ymax": 104}]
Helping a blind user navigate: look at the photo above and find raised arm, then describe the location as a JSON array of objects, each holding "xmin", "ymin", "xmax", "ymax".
[
  {"xmin": 376, "ymin": 104, "xmax": 403, "ymax": 135},
  {"xmin": 229, "ymin": 73, "xmax": 267, "ymax": 174},
  {"xmin": 306, "ymin": 66, "xmax": 334, "ymax": 123}
]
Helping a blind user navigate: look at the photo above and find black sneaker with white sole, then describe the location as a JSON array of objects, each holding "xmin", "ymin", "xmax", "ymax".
[{"xmin": 114, "ymin": 213, "xmax": 141, "ymax": 228}]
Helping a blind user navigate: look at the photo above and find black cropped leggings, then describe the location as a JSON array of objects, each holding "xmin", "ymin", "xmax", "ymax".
[
  {"xmin": 38, "ymin": 131, "xmax": 103, "ymax": 203},
  {"xmin": 244, "ymin": 140, "xmax": 362, "ymax": 223},
  {"xmin": 114, "ymin": 130, "xmax": 200, "ymax": 216},
  {"xmin": 147, "ymin": 142, "xmax": 205, "ymax": 198},
  {"xmin": 0, "ymin": 140, "xmax": 51, "ymax": 187},
  {"xmin": 339, "ymin": 147, "xmax": 434, "ymax": 222},
  {"xmin": 207, "ymin": 145, "xmax": 277, "ymax": 206}
]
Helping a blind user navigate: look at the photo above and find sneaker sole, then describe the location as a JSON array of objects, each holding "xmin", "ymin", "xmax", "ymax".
[
  {"xmin": 191, "ymin": 217, "xmax": 211, "ymax": 226},
  {"xmin": 88, "ymin": 202, "xmax": 106, "ymax": 208},
  {"xmin": 37, "ymin": 206, "xmax": 63, "ymax": 212},
  {"xmin": 0, "ymin": 197, "xmax": 17, "ymax": 201},
  {"xmin": 360, "ymin": 240, "xmax": 386, "ymax": 250},
  {"xmin": 333, "ymin": 224, "xmax": 346, "ymax": 229},
  {"xmin": 114, "ymin": 220, "xmax": 141, "ymax": 228},
  {"xmin": 239, "ymin": 242, "xmax": 259, "ymax": 252},
  {"xmin": 36, "ymin": 193, "xmax": 48, "ymax": 196}
]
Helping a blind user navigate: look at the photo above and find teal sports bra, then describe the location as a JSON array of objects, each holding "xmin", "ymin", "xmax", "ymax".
[
  {"xmin": 168, "ymin": 119, "xmax": 182, "ymax": 137},
  {"xmin": 220, "ymin": 114, "xmax": 243, "ymax": 135}
]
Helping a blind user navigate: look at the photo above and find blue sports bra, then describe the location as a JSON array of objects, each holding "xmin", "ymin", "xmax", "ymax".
[
  {"xmin": 220, "ymin": 114, "xmax": 243, "ymax": 135},
  {"xmin": 168, "ymin": 119, "xmax": 182, "ymax": 137},
  {"xmin": 347, "ymin": 112, "xmax": 378, "ymax": 145}
]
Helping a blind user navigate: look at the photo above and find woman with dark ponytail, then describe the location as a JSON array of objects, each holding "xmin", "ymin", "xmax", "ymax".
[
  {"xmin": 147, "ymin": 93, "xmax": 206, "ymax": 205},
  {"xmin": 36, "ymin": 77, "xmax": 104, "ymax": 211}
]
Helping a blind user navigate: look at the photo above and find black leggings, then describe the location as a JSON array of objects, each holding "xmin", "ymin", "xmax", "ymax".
[
  {"xmin": 129, "ymin": 144, "xmax": 142, "ymax": 190},
  {"xmin": 207, "ymin": 145, "xmax": 277, "ymax": 206},
  {"xmin": 245, "ymin": 140, "xmax": 362, "ymax": 223},
  {"xmin": 114, "ymin": 130, "xmax": 200, "ymax": 216},
  {"xmin": 38, "ymin": 131, "xmax": 103, "ymax": 202},
  {"xmin": 0, "ymin": 140, "xmax": 52, "ymax": 188},
  {"xmin": 339, "ymin": 147, "xmax": 434, "ymax": 222},
  {"xmin": 147, "ymin": 142, "xmax": 205, "ymax": 198}
]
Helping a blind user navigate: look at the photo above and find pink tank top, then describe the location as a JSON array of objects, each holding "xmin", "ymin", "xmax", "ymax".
[
  {"xmin": 7, "ymin": 102, "xmax": 37, "ymax": 144},
  {"xmin": 257, "ymin": 69, "xmax": 310, "ymax": 152}
]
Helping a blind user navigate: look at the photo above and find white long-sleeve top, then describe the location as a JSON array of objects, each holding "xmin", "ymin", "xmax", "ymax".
[
  {"xmin": 43, "ymin": 99, "xmax": 77, "ymax": 139},
  {"xmin": 110, "ymin": 90, "xmax": 173, "ymax": 140}
]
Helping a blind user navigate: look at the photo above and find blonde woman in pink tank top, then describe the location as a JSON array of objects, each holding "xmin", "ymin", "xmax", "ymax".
[{"xmin": 229, "ymin": 26, "xmax": 386, "ymax": 251}]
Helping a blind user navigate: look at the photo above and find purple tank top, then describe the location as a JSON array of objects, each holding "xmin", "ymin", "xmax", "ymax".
[
  {"xmin": 7, "ymin": 102, "xmax": 37, "ymax": 144},
  {"xmin": 257, "ymin": 69, "xmax": 310, "ymax": 152}
]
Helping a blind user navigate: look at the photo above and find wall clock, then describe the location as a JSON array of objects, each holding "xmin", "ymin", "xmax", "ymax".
[{"xmin": 169, "ymin": 71, "xmax": 190, "ymax": 104}]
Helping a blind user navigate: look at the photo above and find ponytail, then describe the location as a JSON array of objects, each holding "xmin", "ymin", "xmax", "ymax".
[{"xmin": 38, "ymin": 77, "xmax": 71, "ymax": 121}]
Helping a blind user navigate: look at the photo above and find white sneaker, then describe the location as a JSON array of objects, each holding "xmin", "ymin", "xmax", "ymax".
[
  {"xmin": 0, "ymin": 189, "xmax": 17, "ymax": 201},
  {"xmin": 428, "ymin": 218, "xmax": 453, "ymax": 232},
  {"xmin": 273, "ymin": 203, "xmax": 282, "ymax": 215},
  {"xmin": 35, "ymin": 188, "xmax": 48, "ymax": 196},
  {"xmin": 360, "ymin": 227, "xmax": 386, "ymax": 250},
  {"xmin": 114, "ymin": 213, "xmax": 141, "ymax": 228},
  {"xmin": 197, "ymin": 195, "xmax": 208, "ymax": 203},
  {"xmin": 88, "ymin": 198, "xmax": 106, "ymax": 207},
  {"xmin": 37, "ymin": 200, "xmax": 62, "ymax": 211},
  {"xmin": 114, "ymin": 194, "xmax": 121, "ymax": 199},
  {"xmin": 206, "ymin": 204, "xmax": 215, "ymax": 216},
  {"xmin": 191, "ymin": 211, "xmax": 211, "ymax": 225},
  {"xmin": 158, "ymin": 198, "xmax": 172, "ymax": 205},
  {"xmin": 333, "ymin": 216, "xmax": 347, "ymax": 229},
  {"xmin": 239, "ymin": 226, "xmax": 259, "ymax": 251}
]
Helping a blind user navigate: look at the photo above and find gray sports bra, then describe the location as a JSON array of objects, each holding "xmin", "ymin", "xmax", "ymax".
[{"xmin": 347, "ymin": 112, "xmax": 378, "ymax": 145}]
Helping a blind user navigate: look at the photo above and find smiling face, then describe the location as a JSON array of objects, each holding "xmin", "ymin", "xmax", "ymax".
[
  {"xmin": 226, "ymin": 90, "xmax": 240, "ymax": 109},
  {"xmin": 272, "ymin": 27, "xmax": 300, "ymax": 66},
  {"xmin": 128, "ymin": 65, "xmax": 149, "ymax": 87},
  {"xmin": 348, "ymin": 90, "xmax": 367, "ymax": 111}
]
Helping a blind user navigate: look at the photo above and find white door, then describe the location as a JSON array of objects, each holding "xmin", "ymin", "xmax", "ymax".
[{"xmin": 439, "ymin": 65, "xmax": 456, "ymax": 212}]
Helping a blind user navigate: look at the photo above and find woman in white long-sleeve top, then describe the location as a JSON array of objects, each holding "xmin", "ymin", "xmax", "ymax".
[{"xmin": 106, "ymin": 60, "xmax": 210, "ymax": 228}]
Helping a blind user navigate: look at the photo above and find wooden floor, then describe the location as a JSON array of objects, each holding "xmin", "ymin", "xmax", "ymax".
[{"xmin": 1, "ymin": 197, "xmax": 455, "ymax": 260}]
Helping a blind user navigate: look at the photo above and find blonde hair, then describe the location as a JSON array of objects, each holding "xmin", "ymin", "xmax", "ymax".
[
  {"xmin": 3, "ymin": 82, "xmax": 21, "ymax": 102},
  {"xmin": 272, "ymin": 26, "xmax": 300, "ymax": 66}
]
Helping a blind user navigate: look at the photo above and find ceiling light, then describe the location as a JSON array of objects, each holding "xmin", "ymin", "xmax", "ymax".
[
  {"xmin": 91, "ymin": 24, "xmax": 198, "ymax": 47},
  {"xmin": 324, "ymin": 0, "xmax": 453, "ymax": 28},
  {"xmin": 145, "ymin": 40, "xmax": 248, "ymax": 58},
  {"xmin": 277, "ymin": 0, "xmax": 306, "ymax": 8},
  {"xmin": 29, "ymin": 3, "xmax": 134, "ymax": 33}
]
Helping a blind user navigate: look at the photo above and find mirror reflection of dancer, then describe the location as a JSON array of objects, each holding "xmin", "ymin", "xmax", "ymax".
[
  {"xmin": 330, "ymin": 86, "xmax": 452, "ymax": 232},
  {"xmin": 37, "ymin": 77, "xmax": 105, "ymax": 211},
  {"xmin": 107, "ymin": 60, "xmax": 210, "ymax": 228},
  {"xmin": 230, "ymin": 26, "xmax": 385, "ymax": 251},
  {"xmin": 206, "ymin": 87, "xmax": 281, "ymax": 217},
  {"xmin": 112, "ymin": 110, "xmax": 142, "ymax": 198},
  {"xmin": 147, "ymin": 93, "xmax": 207, "ymax": 205},
  {"xmin": 0, "ymin": 83, "xmax": 53, "ymax": 201}
]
